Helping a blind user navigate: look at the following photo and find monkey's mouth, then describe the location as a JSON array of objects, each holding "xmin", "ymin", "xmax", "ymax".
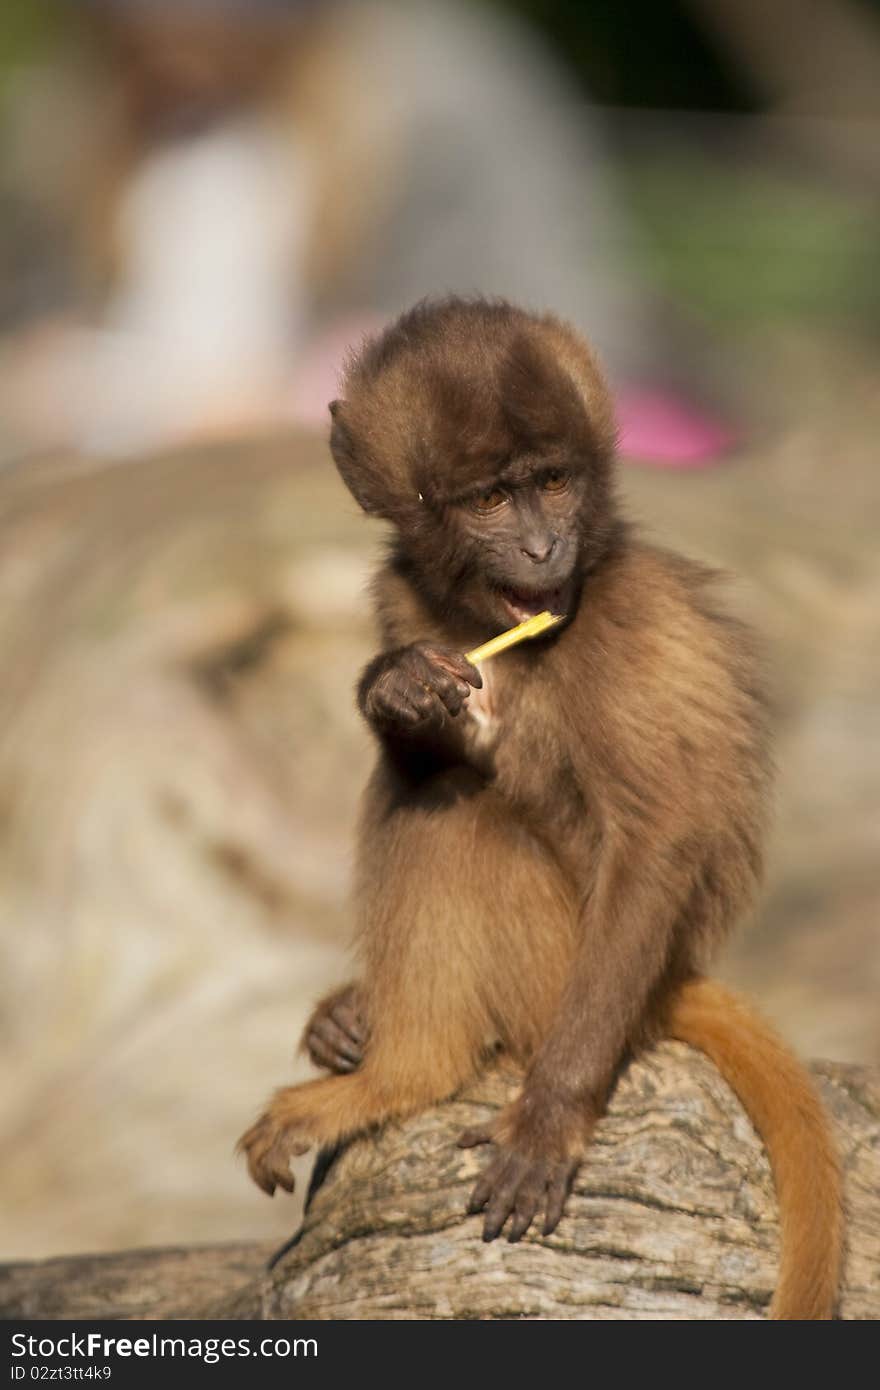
[{"xmin": 498, "ymin": 586, "xmax": 567, "ymax": 624}]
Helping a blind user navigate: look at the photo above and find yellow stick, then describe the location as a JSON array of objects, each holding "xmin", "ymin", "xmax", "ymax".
[{"xmin": 466, "ymin": 610, "xmax": 564, "ymax": 665}]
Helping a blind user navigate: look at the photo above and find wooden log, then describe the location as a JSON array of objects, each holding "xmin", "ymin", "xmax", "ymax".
[
  {"xmin": 0, "ymin": 1242, "xmax": 273, "ymax": 1321},
  {"xmin": 4, "ymin": 1045, "xmax": 876, "ymax": 1320}
]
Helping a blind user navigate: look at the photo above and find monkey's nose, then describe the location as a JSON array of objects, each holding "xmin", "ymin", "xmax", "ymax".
[{"xmin": 521, "ymin": 536, "xmax": 557, "ymax": 564}]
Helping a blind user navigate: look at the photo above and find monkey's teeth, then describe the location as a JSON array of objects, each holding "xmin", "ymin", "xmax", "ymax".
[{"xmin": 501, "ymin": 587, "xmax": 562, "ymax": 621}]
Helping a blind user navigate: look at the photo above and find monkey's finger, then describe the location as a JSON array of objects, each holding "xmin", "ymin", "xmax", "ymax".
[
  {"xmin": 243, "ymin": 1140, "xmax": 277, "ymax": 1196},
  {"xmin": 410, "ymin": 658, "xmax": 471, "ymax": 715},
  {"xmin": 415, "ymin": 679, "xmax": 464, "ymax": 719},
  {"xmin": 378, "ymin": 671, "xmax": 432, "ymax": 719},
  {"xmin": 507, "ymin": 1176, "xmax": 544, "ymax": 1242},
  {"xmin": 265, "ymin": 1134, "xmax": 310, "ymax": 1195},
  {"xmin": 508, "ymin": 1167, "xmax": 550, "ymax": 1245},
  {"xmin": 311, "ymin": 1017, "xmax": 363, "ymax": 1065},
  {"xmin": 466, "ymin": 1154, "xmax": 508, "ymax": 1215},
  {"xmin": 460, "ymin": 658, "xmax": 483, "ymax": 689},
  {"xmin": 243, "ymin": 1137, "xmax": 294, "ymax": 1197},
  {"xmin": 238, "ymin": 1125, "xmax": 274, "ymax": 1194},
  {"xmin": 395, "ymin": 707, "xmax": 426, "ymax": 729},
  {"xmin": 428, "ymin": 649, "xmax": 483, "ymax": 690},
  {"xmin": 251, "ymin": 1168, "xmax": 276, "ymax": 1197},
  {"xmin": 506, "ymin": 1208, "xmax": 534, "ymax": 1243},
  {"xmin": 269, "ymin": 1162, "xmax": 296, "ymax": 1195},
  {"xmin": 542, "ymin": 1163, "xmax": 576, "ymax": 1236},
  {"xmin": 467, "ymin": 1153, "xmax": 518, "ymax": 1217},
  {"xmin": 430, "ymin": 675, "xmax": 472, "ymax": 717},
  {"xmin": 391, "ymin": 691, "xmax": 436, "ymax": 727},
  {"xmin": 333, "ymin": 1000, "xmax": 367, "ymax": 1045},
  {"xmin": 400, "ymin": 686, "xmax": 437, "ymax": 721},
  {"xmin": 457, "ymin": 1123, "xmax": 495, "ymax": 1149},
  {"xmin": 307, "ymin": 1032, "xmax": 357, "ymax": 1073},
  {"xmin": 418, "ymin": 686, "xmax": 455, "ymax": 723},
  {"xmin": 481, "ymin": 1157, "xmax": 529, "ymax": 1241},
  {"xmin": 451, "ymin": 658, "xmax": 483, "ymax": 689}
]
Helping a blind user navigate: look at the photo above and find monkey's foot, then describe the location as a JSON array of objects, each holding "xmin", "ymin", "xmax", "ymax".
[
  {"xmin": 303, "ymin": 986, "xmax": 367, "ymax": 1074},
  {"xmin": 238, "ymin": 1092, "xmax": 321, "ymax": 1196},
  {"xmin": 458, "ymin": 1102, "xmax": 588, "ymax": 1242}
]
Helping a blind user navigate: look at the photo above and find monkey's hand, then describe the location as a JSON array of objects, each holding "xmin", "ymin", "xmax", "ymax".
[
  {"xmin": 359, "ymin": 643, "xmax": 482, "ymax": 733},
  {"xmin": 302, "ymin": 984, "xmax": 367, "ymax": 1074},
  {"xmin": 458, "ymin": 1093, "xmax": 594, "ymax": 1242}
]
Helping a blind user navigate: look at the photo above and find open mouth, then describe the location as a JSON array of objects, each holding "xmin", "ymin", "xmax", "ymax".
[{"xmin": 499, "ymin": 586, "xmax": 567, "ymax": 624}]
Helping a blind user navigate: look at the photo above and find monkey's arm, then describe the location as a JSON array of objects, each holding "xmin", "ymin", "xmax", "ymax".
[{"xmin": 461, "ymin": 831, "xmax": 693, "ymax": 1241}]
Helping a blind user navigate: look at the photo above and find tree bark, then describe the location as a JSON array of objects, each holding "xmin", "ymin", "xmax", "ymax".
[
  {"xmin": 3, "ymin": 1044, "xmax": 878, "ymax": 1320},
  {"xmin": 0, "ymin": 1243, "xmax": 274, "ymax": 1321}
]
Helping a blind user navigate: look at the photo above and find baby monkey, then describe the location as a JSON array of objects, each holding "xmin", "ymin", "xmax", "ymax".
[{"xmin": 240, "ymin": 297, "xmax": 841, "ymax": 1318}]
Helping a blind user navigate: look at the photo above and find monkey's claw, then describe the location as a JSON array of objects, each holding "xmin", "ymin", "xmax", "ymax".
[{"xmin": 238, "ymin": 1108, "xmax": 315, "ymax": 1196}]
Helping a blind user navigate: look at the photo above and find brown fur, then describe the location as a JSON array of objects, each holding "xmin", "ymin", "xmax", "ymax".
[
  {"xmin": 666, "ymin": 979, "xmax": 842, "ymax": 1320},
  {"xmin": 239, "ymin": 296, "xmax": 841, "ymax": 1318}
]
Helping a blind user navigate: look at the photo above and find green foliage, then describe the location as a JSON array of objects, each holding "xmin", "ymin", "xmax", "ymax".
[
  {"xmin": 620, "ymin": 157, "xmax": 880, "ymax": 326},
  {"xmin": 0, "ymin": 0, "xmax": 62, "ymax": 68}
]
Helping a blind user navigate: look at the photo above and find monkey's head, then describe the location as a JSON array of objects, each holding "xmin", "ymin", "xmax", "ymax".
[{"xmin": 329, "ymin": 297, "xmax": 619, "ymax": 631}]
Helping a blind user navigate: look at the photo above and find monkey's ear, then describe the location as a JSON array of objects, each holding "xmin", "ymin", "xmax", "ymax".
[{"xmin": 328, "ymin": 399, "xmax": 383, "ymax": 515}]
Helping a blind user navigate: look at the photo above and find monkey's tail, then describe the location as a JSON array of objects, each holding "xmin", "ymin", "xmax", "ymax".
[{"xmin": 664, "ymin": 977, "xmax": 842, "ymax": 1320}]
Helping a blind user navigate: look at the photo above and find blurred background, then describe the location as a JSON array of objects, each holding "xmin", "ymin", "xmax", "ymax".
[{"xmin": 0, "ymin": 0, "xmax": 878, "ymax": 1262}]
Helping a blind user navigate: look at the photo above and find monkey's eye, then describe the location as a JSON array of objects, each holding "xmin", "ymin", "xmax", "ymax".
[
  {"xmin": 541, "ymin": 469, "xmax": 570, "ymax": 493},
  {"xmin": 471, "ymin": 487, "xmax": 508, "ymax": 514}
]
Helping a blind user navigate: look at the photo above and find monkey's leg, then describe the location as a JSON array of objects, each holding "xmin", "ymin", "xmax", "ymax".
[
  {"xmin": 459, "ymin": 834, "xmax": 698, "ymax": 1243},
  {"xmin": 240, "ymin": 771, "xmax": 578, "ymax": 1196}
]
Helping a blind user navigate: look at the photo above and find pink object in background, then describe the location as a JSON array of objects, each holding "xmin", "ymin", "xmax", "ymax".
[
  {"xmin": 617, "ymin": 386, "xmax": 738, "ymax": 468},
  {"xmin": 290, "ymin": 316, "xmax": 386, "ymax": 428}
]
